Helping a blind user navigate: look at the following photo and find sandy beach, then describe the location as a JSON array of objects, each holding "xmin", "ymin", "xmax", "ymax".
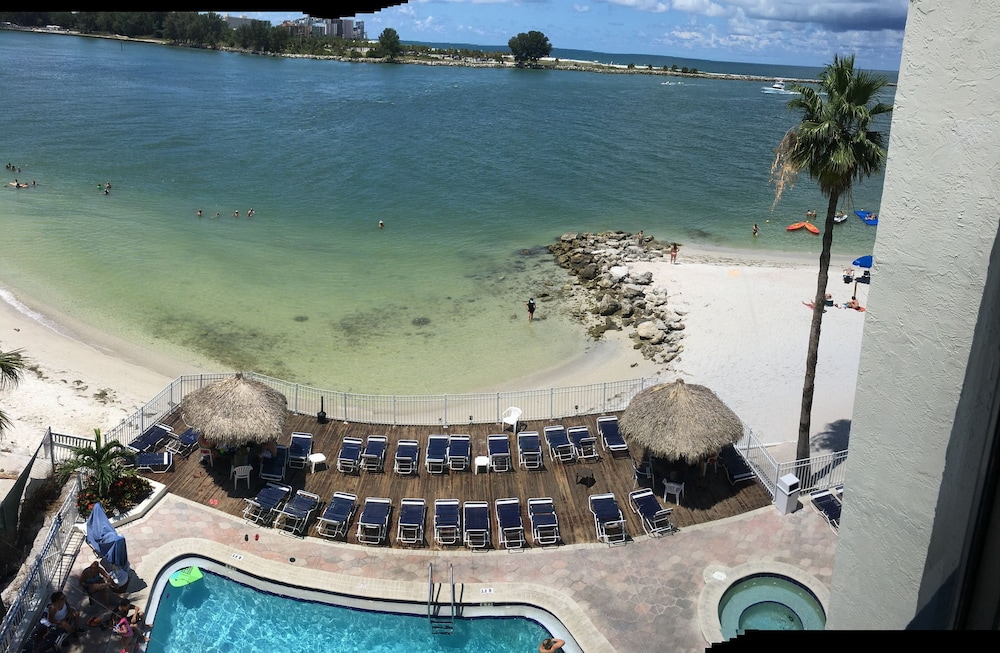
[{"xmin": 0, "ymin": 245, "xmax": 867, "ymax": 477}]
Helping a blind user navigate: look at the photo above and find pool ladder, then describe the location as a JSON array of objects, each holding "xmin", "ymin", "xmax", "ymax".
[{"xmin": 427, "ymin": 562, "xmax": 457, "ymax": 635}]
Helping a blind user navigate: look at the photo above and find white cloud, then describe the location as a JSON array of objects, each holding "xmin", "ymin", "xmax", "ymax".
[
  {"xmin": 573, "ymin": 4, "xmax": 591, "ymax": 12},
  {"xmin": 605, "ymin": 0, "xmax": 671, "ymax": 13},
  {"xmin": 672, "ymin": 0, "xmax": 727, "ymax": 18}
]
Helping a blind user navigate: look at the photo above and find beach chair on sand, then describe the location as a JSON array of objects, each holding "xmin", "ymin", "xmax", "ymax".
[
  {"xmin": 463, "ymin": 501, "xmax": 491, "ymax": 550},
  {"xmin": 356, "ymin": 497, "xmax": 392, "ymax": 546},
  {"xmin": 488, "ymin": 434, "xmax": 512, "ymax": 473},
  {"xmin": 628, "ymin": 488, "xmax": 677, "ymax": 537},
  {"xmin": 589, "ymin": 493, "xmax": 627, "ymax": 546},
  {"xmin": 243, "ymin": 482, "xmax": 291, "ymax": 527},
  {"xmin": 528, "ymin": 497, "xmax": 560, "ymax": 546},
  {"xmin": 288, "ymin": 432, "xmax": 313, "ymax": 469},
  {"xmin": 361, "ymin": 435, "xmax": 388, "ymax": 473},
  {"xmin": 434, "ymin": 499, "xmax": 461, "ymax": 546},
  {"xmin": 544, "ymin": 426, "xmax": 575, "ymax": 464},
  {"xmin": 568, "ymin": 426, "xmax": 599, "ymax": 463},
  {"xmin": 518, "ymin": 432, "xmax": 543, "ymax": 470},
  {"xmin": 448, "ymin": 434, "xmax": 471, "ymax": 471},
  {"xmin": 316, "ymin": 492, "xmax": 357, "ymax": 540},
  {"xmin": 128, "ymin": 423, "xmax": 171, "ymax": 453},
  {"xmin": 275, "ymin": 490, "xmax": 320, "ymax": 537},
  {"xmin": 396, "ymin": 498, "xmax": 426, "ymax": 546},
  {"xmin": 337, "ymin": 437, "xmax": 363, "ymax": 474},
  {"xmin": 426, "ymin": 435, "xmax": 449, "ymax": 475},
  {"xmin": 495, "ymin": 498, "xmax": 525, "ymax": 549},
  {"xmin": 394, "ymin": 439, "xmax": 419, "ymax": 475},
  {"xmin": 596, "ymin": 416, "xmax": 629, "ymax": 457}
]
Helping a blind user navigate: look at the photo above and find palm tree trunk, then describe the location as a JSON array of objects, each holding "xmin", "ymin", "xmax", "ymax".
[{"xmin": 796, "ymin": 192, "xmax": 842, "ymax": 483}]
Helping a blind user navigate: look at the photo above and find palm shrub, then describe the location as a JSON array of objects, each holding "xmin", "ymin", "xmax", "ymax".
[{"xmin": 59, "ymin": 428, "xmax": 151, "ymax": 517}]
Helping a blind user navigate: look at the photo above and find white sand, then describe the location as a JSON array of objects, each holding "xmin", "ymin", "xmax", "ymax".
[{"xmin": 0, "ymin": 247, "xmax": 868, "ymax": 474}]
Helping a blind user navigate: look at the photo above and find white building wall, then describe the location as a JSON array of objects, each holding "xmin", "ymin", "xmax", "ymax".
[{"xmin": 828, "ymin": 0, "xmax": 1000, "ymax": 628}]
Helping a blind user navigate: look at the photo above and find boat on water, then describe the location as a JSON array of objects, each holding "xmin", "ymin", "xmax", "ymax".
[
  {"xmin": 787, "ymin": 221, "xmax": 820, "ymax": 234},
  {"xmin": 855, "ymin": 210, "xmax": 879, "ymax": 225},
  {"xmin": 762, "ymin": 79, "xmax": 800, "ymax": 95},
  {"xmin": 834, "ymin": 211, "xmax": 848, "ymax": 224}
]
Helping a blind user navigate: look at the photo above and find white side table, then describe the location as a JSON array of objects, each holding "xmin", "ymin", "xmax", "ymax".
[
  {"xmin": 308, "ymin": 452, "xmax": 327, "ymax": 473},
  {"xmin": 474, "ymin": 455, "xmax": 490, "ymax": 475}
]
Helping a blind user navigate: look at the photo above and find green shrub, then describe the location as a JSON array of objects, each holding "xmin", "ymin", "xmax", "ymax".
[{"xmin": 77, "ymin": 473, "xmax": 152, "ymax": 518}]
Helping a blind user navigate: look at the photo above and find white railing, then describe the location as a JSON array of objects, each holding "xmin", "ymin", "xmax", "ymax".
[
  {"xmin": 0, "ymin": 477, "xmax": 81, "ymax": 653},
  {"xmin": 733, "ymin": 425, "xmax": 848, "ymax": 498}
]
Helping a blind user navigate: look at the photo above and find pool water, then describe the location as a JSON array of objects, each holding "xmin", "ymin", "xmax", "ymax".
[
  {"xmin": 145, "ymin": 570, "xmax": 550, "ymax": 653},
  {"xmin": 718, "ymin": 574, "xmax": 826, "ymax": 639}
]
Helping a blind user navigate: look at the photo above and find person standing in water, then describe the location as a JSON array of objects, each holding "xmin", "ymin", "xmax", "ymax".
[
  {"xmin": 378, "ymin": 220, "xmax": 384, "ymax": 229},
  {"xmin": 526, "ymin": 298, "xmax": 536, "ymax": 322},
  {"xmin": 752, "ymin": 223, "xmax": 758, "ymax": 237}
]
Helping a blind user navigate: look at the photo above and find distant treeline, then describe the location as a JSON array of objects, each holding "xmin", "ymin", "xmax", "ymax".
[{"xmin": 0, "ymin": 12, "xmax": 507, "ymax": 60}]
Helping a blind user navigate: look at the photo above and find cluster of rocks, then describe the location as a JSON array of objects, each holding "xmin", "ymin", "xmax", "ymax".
[{"xmin": 548, "ymin": 231, "xmax": 687, "ymax": 366}]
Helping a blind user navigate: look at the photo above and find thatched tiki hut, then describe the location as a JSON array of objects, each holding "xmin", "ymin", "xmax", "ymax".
[
  {"xmin": 619, "ymin": 379, "xmax": 744, "ymax": 464},
  {"xmin": 181, "ymin": 373, "xmax": 288, "ymax": 449}
]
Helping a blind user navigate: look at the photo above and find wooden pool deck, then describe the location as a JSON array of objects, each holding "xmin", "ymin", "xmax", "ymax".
[{"xmin": 144, "ymin": 411, "xmax": 771, "ymax": 548}]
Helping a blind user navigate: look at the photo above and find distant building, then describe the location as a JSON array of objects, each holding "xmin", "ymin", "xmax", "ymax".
[
  {"xmin": 223, "ymin": 14, "xmax": 256, "ymax": 30},
  {"xmin": 353, "ymin": 21, "xmax": 365, "ymax": 40}
]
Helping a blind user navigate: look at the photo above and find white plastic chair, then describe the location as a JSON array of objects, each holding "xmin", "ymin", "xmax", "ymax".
[
  {"xmin": 233, "ymin": 465, "xmax": 252, "ymax": 490},
  {"xmin": 500, "ymin": 406, "xmax": 522, "ymax": 433}
]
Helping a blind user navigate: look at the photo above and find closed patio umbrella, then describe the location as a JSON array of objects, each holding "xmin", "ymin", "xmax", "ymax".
[
  {"xmin": 181, "ymin": 373, "xmax": 288, "ymax": 448},
  {"xmin": 619, "ymin": 379, "xmax": 744, "ymax": 463}
]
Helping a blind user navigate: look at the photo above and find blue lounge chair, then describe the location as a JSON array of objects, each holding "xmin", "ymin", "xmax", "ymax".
[
  {"xmin": 135, "ymin": 451, "xmax": 173, "ymax": 474},
  {"xmin": 628, "ymin": 488, "xmax": 677, "ymax": 537},
  {"xmin": 393, "ymin": 439, "xmax": 419, "ymax": 475},
  {"xmin": 425, "ymin": 435, "xmax": 449, "ymax": 475},
  {"xmin": 128, "ymin": 423, "xmax": 171, "ymax": 453},
  {"xmin": 260, "ymin": 445, "xmax": 288, "ymax": 482},
  {"xmin": 396, "ymin": 498, "xmax": 426, "ymax": 546},
  {"xmin": 589, "ymin": 493, "xmax": 627, "ymax": 545},
  {"xmin": 361, "ymin": 435, "xmax": 388, "ymax": 473},
  {"xmin": 719, "ymin": 444, "xmax": 755, "ymax": 485},
  {"xmin": 568, "ymin": 426, "xmax": 599, "ymax": 463},
  {"xmin": 517, "ymin": 431, "xmax": 543, "ymax": 470},
  {"xmin": 288, "ymin": 432, "xmax": 313, "ymax": 469},
  {"xmin": 316, "ymin": 492, "xmax": 357, "ymax": 539},
  {"xmin": 596, "ymin": 416, "xmax": 629, "ymax": 457},
  {"xmin": 243, "ymin": 482, "xmax": 291, "ymax": 526},
  {"xmin": 164, "ymin": 426, "xmax": 200, "ymax": 457},
  {"xmin": 495, "ymin": 498, "xmax": 524, "ymax": 549},
  {"xmin": 337, "ymin": 437, "xmax": 363, "ymax": 474},
  {"xmin": 448, "ymin": 434, "xmax": 471, "ymax": 471},
  {"xmin": 811, "ymin": 490, "xmax": 842, "ymax": 530},
  {"xmin": 356, "ymin": 497, "xmax": 392, "ymax": 545},
  {"xmin": 433, "ymin": 499, "xmax": 461, "ymax": 546},
  {"xmin": 544, "ymin": 426, "xmax": 575, "ymax": 463},
  {"xmin": 528, "ymin": 497, "xmax": 560, "ymax": 546},
  {"xmin": 488, "ymin": 434, "xmax": 511, "ymax": 472},
  {"xmin": 463, "ymin": 501, "xmax": 491, "ymax": 550},
  {"xmin": 276, "ymin": 490, "xmax": 320, "ymax": 537}
]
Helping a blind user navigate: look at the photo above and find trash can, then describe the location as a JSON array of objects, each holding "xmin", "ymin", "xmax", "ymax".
[{"xmin": 775, "ymin": 473, "xmax": 800, "ymax": 515}]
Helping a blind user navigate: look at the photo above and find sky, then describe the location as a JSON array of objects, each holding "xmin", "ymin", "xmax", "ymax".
[{"xmin": 239, "ymin": 1, "xmax": 907, "ymax": 71}]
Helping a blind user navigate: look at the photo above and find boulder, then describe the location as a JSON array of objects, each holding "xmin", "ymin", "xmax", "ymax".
[
  {"xmin": 597, "ymin": 294, "xmax": 621, "ymax": 316},
  {"xmin": 622, "ymin": 284, "xmax": 645, "ymax": 299}
]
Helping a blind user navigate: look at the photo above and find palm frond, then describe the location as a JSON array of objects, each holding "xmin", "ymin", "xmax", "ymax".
[{"xmin": 0, "ymin": 348, "xmax": 25, "ymax": 390}]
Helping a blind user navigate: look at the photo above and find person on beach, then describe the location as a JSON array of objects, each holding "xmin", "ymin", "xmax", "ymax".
[
  {"xmin": 752, "ymin": 223, "xmax": 758, "ymax": 237},
  {"xmin": 539, "ymin": 637, "xmax": 565, "ymax": 652},
  {"xmin": 670, "ymin": 243, "xmax": 680, "ymax": 264},
  {"xmin": 526, "ymin": 298, "xmax": 536, "ymax": 322}
]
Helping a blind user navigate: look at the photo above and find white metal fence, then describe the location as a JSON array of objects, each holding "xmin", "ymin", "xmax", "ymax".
[
  {"xmin": 734, "ymin": 426, "xmax": 849, "ymax": 498},
  {"xmin": 0, "ymin": 476, "xmax": 81, "ymax": 653}
]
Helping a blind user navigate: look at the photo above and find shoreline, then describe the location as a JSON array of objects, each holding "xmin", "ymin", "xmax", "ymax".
[{"xmin": 1, "ymin": 240, "xmax": 865, "ymax": 475}]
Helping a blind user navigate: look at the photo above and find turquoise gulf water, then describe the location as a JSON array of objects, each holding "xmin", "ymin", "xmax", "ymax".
[
  {"xmin": 0, "ymin": 31, "xmax": 890, "ymax": 393},
  {"xmin": 147, "ymin": 569, "xmax": 549, "ymax": 653}
]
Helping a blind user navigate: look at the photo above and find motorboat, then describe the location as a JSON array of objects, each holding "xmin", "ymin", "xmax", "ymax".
[
  {"xmin": 834, "ymin": 211, "xmax": 848, "ymax": 224},
  {"xmin": 762, "ymin": 79, "xmax": 799, "ymax": 95}
]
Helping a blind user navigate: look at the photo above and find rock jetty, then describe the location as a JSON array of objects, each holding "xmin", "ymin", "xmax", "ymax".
[{"xmin": 548, "ymin": 231, "xmax": 686, "ymax": 366}]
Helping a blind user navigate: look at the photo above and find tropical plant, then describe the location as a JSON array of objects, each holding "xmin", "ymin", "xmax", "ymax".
[
  {"xmin": 770, "ymin": 54, "xmax": 892, "ymax": 472},
  {"xmin": 507, "ymin": 30, "xmax": 552, "ymax": 67},
  {"xmin": 76, "ymin": 474, "xmax": 151, "ymax": 518},
  {"xmin": 0, "ymin": 348, "xmax": 25, "ymax": 435},
  {"xmin": 57, "ymin": 428, "xmax": 129, "ymax": 497}
]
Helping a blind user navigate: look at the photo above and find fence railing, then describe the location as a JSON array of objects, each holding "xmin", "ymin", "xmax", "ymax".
[
  {"xmin": 0, "ymin": 476, "xmax": 81, "ymax": 653},
  {"xmin": 734, "ymin": 426, "xmax": 848, "ymax": 498}
]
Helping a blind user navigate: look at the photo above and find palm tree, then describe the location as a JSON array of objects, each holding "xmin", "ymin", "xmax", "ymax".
[
  {"xmin": 58, "ymin": 428, "xmax": 128, "ymax": 496},
  {"xmin": 0, "ymin": 348, "xmax": 26, "ymax": 435},
  {"xmin": 770, "ymin": 54, "xmax": 892, "ymax": 475}
]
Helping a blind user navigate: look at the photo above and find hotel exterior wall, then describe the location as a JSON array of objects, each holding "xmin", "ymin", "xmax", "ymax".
[{"xmin": 828, "ymin": 0, "xmax": 1000, "ymax": 629}]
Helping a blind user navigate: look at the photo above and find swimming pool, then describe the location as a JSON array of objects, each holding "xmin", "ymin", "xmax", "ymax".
[{"xmin": 144, "ymin": 558, "xmax": 561, "ymax": 653}]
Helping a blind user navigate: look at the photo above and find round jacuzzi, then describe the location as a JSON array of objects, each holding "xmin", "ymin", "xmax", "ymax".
[{"xmin": 717, "ymin": 573, "xmax": 826, "ymax": 638}]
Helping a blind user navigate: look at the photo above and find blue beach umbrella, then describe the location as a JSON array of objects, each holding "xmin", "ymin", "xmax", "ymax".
[{"xmin": 852, "ymin": 255, "xmax": 873, "ymax": 268}]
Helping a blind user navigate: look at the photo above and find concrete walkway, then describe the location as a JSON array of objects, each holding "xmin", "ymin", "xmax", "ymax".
[{"xmin": 60, "ymin": 494, "xmax": 837, "ymax": 652}]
